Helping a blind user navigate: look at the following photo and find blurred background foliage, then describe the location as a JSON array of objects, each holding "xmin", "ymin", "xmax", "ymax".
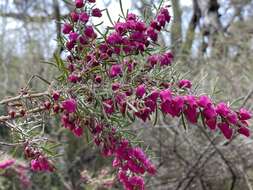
[{"xmin": 0, "ymin": 0, "xmax": 253, "ymax": 189}]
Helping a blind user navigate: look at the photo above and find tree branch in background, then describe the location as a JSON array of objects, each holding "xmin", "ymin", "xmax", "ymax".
[{"xmin": 171, "ymin": 0, "xmax": 182, "ymax": 54}]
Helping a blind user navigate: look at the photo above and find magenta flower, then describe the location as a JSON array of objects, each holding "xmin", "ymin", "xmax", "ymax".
[
  {"xmin": 75, "ymin": 0, "xmax": 84, "ymax": 8},
  {"xmin": 109, "ymin": 64, "xmax": 122, "ymax": 78},
  {"xmin": 218, "ymin": 122, "xmax": 233, "ymax": 139},
  {"xmin": 178, "ymin": 79, "xmax": 192, "ymax": 89},
  {"xmin": 206, "ymin": 118, "xmax": 217, "ymax": 130},
  {"xmin": 103, "ymin": 99, "xmax": 114, "ymax": 115},
  {"xmin": 203, "ymin": 106, "xmax": 217, "ymax": 119},
  {"xmin": 79, "ymin": 12, "xmax": 89, "ymax": 23},
  {"xmin": 238, "ymin": 127, "xmax": 250, "ymax": 137},
  {"xmin": 62, "ymin": 23, "xmax": 72, "ymax": 34},
  {"xmin": 52, "ymin": 91, "xmax": 60, "ymax": 101},
  {"xmin": 70, "ymin": 11, "xmax": 79, "ymax": 22},
  {"xmin": 115, "ymin": 22, "xmax": 128, "ymax": 34},
  {"xmin": 184, "ymin": 106, "xmax": 198, "ymax": 123},
  {"xmin": 92, "ymin": 8, "xmax": 102, "ymax": 17},
  {"xmin": 69, "ymin": 32, "xmax": 79, "ymax": 42},
  {"xmin": 238, "ymin": 108, "xmax": 252, "ymax": 120},
  {"xmin": 157, "ymin": 14, "xmax": 166, "ymax": 27},
  {"xmin": 146, "ymin": 27, "xmax": 158, "ymax": 42},
  {"xmin": 107, "ymin": 32, "xmax": 123, "ymax": 45},
  {"xmin": 159, "ymin": 89, "xmax": 172, "ymax": 102},
  {"xmin": 136, "ymin": 84, "xmax": 146, "ymax": 98},
  {"xmin": 198, "ymin": 95, "xmax": 212, "ymax": 108},
  {"xmin": 73, "ymin": 127, "xmax": 83, "ymax": 137},
  {"xmin": 216, "ymin": 102, "xmax": 230, "ymax": 117},
  {"xmin": 0, "ymin": 159, "xmax": 15, "ymax": 169},
  {"xmin": 62, "ymin": 98, "xmax": 77, "ymax": 113},
  {"xmin": 84, "ymin": 26, "xmax": 96, "ymax": 38},
  {"xmin": 161, "ymin": 96, "xmax": 184, "ymax": 117}
]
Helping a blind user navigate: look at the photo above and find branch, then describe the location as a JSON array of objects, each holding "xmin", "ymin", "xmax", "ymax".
[{"xmin": 0, "ymin": 91, "xmax": 49, "ymax": 105}]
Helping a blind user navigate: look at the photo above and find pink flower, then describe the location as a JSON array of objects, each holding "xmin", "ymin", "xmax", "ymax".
[
  {"xmin": 109, "ymin": 64, "xmax": 122, "ymax": 78},
  {"xmin": 73, "ymin": 127, "xmax": 83, "ymax": 137},
  {"xmin": 112, "ymin": 82, "xmax": 120, "ymax": 91},
  {"xmin": 135, "ymin": 107, "xmax": 151, "ymax": 122},
  {"xmin": 147, "ymin": 55, "xmax": 159, "ymax": 67},
  {"xmin": 69, "ymin": 32, "xmax": 79, "ymax": 42},
  {"xmin": 75, "ymin": 0, "xmax": 84, "ymax": 8},
  {"xmin": 148, "ymin": 89, "xmax": 160, "ymax": 102},
  {"xmin": 103, "ymin": 99, "xmax": 114, "ymax": 115},
  {"xmin": 66, "ymin": 40, "xmax": 75, "ymax": 51},
  {"xmin": 150, "ymin": 20, "xmax": 161, "ymax": 31},
  {"xmin": 88, "ymin": 0, "xmax": 96, "ymax": 3},
  {"xmin": 136, "ymin": 84, "xmax": 146, "ymax": 98},
  {"xmin": 80, "ymin": 12, "xmax": 89, "ymax": 23},
  {"xmin": 157, "ymin": 14, "xmax": 166, "ymax": 27},
  {"xmin": 127, "ymin": 13, "xmax": 137, "ymax": 21},
  {"xmin": 198, "ymin": 95, "xmax": 212, "ymax": 108},
  {"xmin": 178, "ymin": 79, "xmax": 192, "ymax": 89},
  {"xmin": 218, "ymin": 122, "xmax": 233, "ymax": 139},
  {"xmin": 62, "ymin": 98, "xmax": 77, "ymax": 113},
  {"xmin": 62, "ymin": 23, "xmax": 72, "ymax": 34},
  {"xmin": 0, "ymin": 159, "xmax": 15, "ymax": 169},
  {"xmin": 238, "ymin": 127, "xmax": 250, "ymax": 137},
  {"xmin": 92, "ymin": 8, "xmax": 102, "ymax": 17},
  {"xmin": 160, "ymin": 8, "xmax": 171, "ymax": 23},
  {"xmin": 84, "ymin": 26, "xmax": 96, "ymax": 38},
  {"xmin": 161, "ymin": 96, "xmax": 184, "ymax": 117},
  {"xmin": 184, "ymin": 106, "xmax": 198, "ymax": 123},
  {"xmin": 203, "ymin": 106, "xmax": 217, "ymax": 119},
  {"xmin": 227, "ymin": 112, "xmax": 238, "ymax": 125},
  {"xmin": 70, "ymin": 11, "xmax": 79, "ymax": 22},
  {"xmin": 216, "ymin": 102, "xmax": 230, "ymax": 117},
  {"xmin": 107, "ymin": 32, "xmax": 123, "ymax": 45},
  {"xmin": 238, "ymin": 108, "xmax": 251, "ymax": 120},
  {"xmin": 206, "ymin": 118, "xmax": 217, "ymax": 130},
  {"xmin": 52, "ymin": 91, "xmax": 60, "ymax": 101},
  {"xmin": 68, "ymin": 73, "xmax": 80, "ymax": 83},
  {"xmin": 146, "ymin": 27, "xmax": 158, "ymax": 41},
  {"xmin": 159, "ymin": 89, "xmax": 172, "ymax": 102},
  {"xmin": 115, "ymin": 22, "xmax": 128, "ymax": 34}
]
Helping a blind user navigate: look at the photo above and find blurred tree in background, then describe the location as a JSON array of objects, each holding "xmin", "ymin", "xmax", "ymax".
[{"xmin": 0, "ymin": 0, "xmax": 253, "ymax": 189}]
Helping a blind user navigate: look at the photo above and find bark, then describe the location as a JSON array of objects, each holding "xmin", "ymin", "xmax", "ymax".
[
  {"xmin": 171, "ymin": 0, "xmax": 182, "ymax": 54},
  {"xmin": 181, "ymin": 0, "xmax": 201, "ymax": 55}
]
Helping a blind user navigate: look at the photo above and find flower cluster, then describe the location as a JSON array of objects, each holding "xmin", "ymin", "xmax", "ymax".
[
  {"xmin": 24, "ymin": 145, "xmax": 54, "ymax": 172},
  {"xmin": 2, "ymin": 1, "xmax": 250, "ymax": 190},
  {"xmin": 54, "ymin": 1, "xmax": 252, "ymax": 189}
]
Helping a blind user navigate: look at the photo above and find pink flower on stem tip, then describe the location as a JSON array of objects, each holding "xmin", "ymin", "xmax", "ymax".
[
  {"xmin": 198, "ymin": 95, "xmax": 212, "ymax": 108},
  {"xmin": 79, "ymin": 12, "xmax": 89, "ymax": 23},
  {"xmin": 70, "ymin": 11, "xmax": 79, "ymax": 22},
  {"xmin": 0, "ymin": 159, "xmax": 15, "ymax": 169},
  {"xmin": 216, "ymin": 102, "xmax": 230, "ymax": 117},
  {"xmin": 238, "ymin": 108, "xmax": 252, "ymax": 120},
  {"xmin": 84, "ymin": 26, "xmax": 96, "ymax": 38},
  {"xmin": 73, "ymin": 127, "xmax": 83, "ymax": 137},
  {"xmin": 178, "ymin": 79, "xmax": 192, "ymax": 89},
  {"xmin": 238, "ymin": 126, "xmax": 250, "ymax": 137},
  {"xmin": 159, "ymin": 89, "xmax": 172, "ymax": 102},
  {"xmin": 136, "ymin": 84, "xmax": 146, "ymax": 98},
  {"xmin": 109, "ymin": 64, "xmax": 122, "ymax": 78},
  {"xmin": 206, "ymin": 118, "xmax": 217, "ymax": 130},
  {"xmin": 62, "ymin": 98, "xmax": 77, "ymax": 113},
  {"xmin": 103, "ymin": 99, "xmax": 114, "ymax": 115},
  {"xmin": 62, "ymin": 23, "xmax": 73, "ymax": 34},
  {"xmin": 218, "ymin": 122, "xmax": 233, "ymax": 139},
  {"xmin": 92, "ymin": 8, "xmax": 102, "ymax": 17},
  {"xmin": 75, "ymin": 0, "xmax": 84, "ymax": 8}
]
